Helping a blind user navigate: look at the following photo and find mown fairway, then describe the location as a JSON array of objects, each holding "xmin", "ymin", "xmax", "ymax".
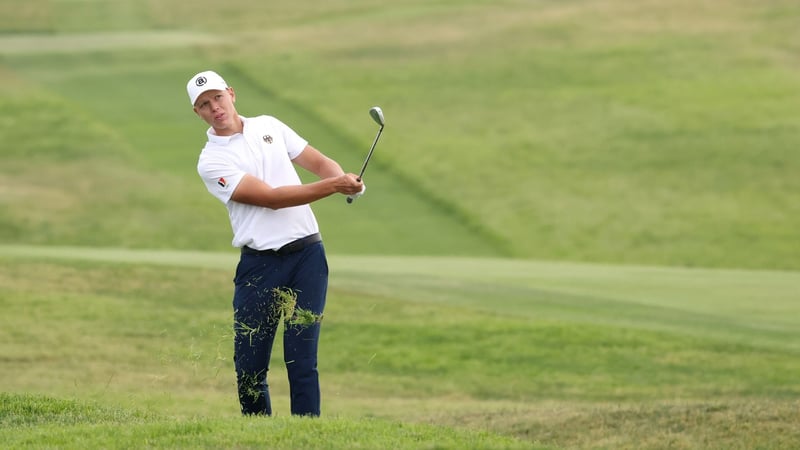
[{"xmin": 1, "ymin": 0, "xmax": 799, "ymax": 448}]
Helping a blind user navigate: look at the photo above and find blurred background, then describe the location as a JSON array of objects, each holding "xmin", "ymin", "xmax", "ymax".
[{"xmin": 1, "ymin": 0, "xmax": 798, "ymax": 269}]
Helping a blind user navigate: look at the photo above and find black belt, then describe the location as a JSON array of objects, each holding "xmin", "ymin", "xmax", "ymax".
[{"xmin": 241, "ymin": 233, "xmax": 322, "ymax": 256}]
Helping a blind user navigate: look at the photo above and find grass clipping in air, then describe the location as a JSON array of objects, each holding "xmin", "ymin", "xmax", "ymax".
[{"xmin": 273, "ymin": 287, "xmax": 323, "ymax": 327}]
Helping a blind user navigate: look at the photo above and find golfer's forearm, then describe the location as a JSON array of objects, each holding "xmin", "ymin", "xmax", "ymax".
[
  {"xmin": 307, "ymin": 156, "xmax": 344, "ymax": 179},
  {"xmin": 233, "ymin": 179, "xmax": 337, "ymax": 210},
  {"xmin": 311, "ymin": 158, "xmax": 346, "ymax": 180},
  {"xmin": 269, "ymin": 181, "xmax": 339, "ymax": 209},
  {"xmin": 293, "ymin": 145, "xmax": 345, "ymax": 179}
]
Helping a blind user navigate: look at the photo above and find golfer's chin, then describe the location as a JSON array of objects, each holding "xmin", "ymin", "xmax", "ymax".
[{"xmin": 211, "ymin": 116, "xmax": 239, "ymax": 135}]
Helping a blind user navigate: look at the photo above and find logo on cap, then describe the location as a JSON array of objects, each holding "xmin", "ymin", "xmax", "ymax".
[{"xmin": 196, "ymin": 76, "xmax": 207, "ymax": 87}]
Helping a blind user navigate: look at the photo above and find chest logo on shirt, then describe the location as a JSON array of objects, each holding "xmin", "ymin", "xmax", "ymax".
[
  {"xmin": 217, "ymin": 177, "xmax": 228, "ymax": 188},
  {"xmin": 263, "ymin": 135, "xmax": 273, "ymax": 144}
]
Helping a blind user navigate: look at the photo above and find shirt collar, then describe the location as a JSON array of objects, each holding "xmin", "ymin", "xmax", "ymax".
[{"xmin": 206, "ymin": 115, "xmax": 248, "ymax": 144}]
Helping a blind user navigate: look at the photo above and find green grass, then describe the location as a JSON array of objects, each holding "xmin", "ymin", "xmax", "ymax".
[
  {"xmin": 1, "ymin": 0, "xmax": 799, "ymax": 268},
  {"xmin": 0, "ymin": 394, "xmax": 527, "ymax": 450},
  {"xmin": 1, "ymin": 247, "xmax": 799, "ymax": 448},
  {"xmin": 1, "ymin": 0, "xmax": 800, "ymax": 448}
]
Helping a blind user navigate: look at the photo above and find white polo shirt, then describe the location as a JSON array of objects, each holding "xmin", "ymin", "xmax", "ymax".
[{"xmin": 197, "ymin": 115, "xmax": 320, "ymax": 250}]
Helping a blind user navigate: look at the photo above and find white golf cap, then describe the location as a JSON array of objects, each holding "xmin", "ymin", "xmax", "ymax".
[{"xmin": 187, "ymin": 70, "xmax": 228, "ymax": 106}]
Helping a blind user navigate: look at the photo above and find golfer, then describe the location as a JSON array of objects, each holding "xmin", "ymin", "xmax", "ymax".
[{"xmin": 187, "ymin": 70, "xmax": 363, "ymax": 416}]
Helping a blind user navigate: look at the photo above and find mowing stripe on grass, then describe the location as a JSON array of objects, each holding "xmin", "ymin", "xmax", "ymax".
[{"xmin": 0, "ymin": 31, "xmax": 223, "ymax": 55}]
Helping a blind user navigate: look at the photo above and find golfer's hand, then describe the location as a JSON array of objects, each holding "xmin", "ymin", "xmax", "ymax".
[
  {"xmin": 349, "ymin": 183, "xmax": 366, "ymax": 200},
  {"xmin": 334, "ymin": 173, "xmax": 364, "ymax": 196}
]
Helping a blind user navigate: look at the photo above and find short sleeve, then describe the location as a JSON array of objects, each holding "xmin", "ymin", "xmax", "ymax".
[
  {"xmin": 197, "ymin": 152, "xmax": 246, "ymax": 204},
  {"xmin": 266, "ymin": 116, "xmax": 308, "ymax": 159}
]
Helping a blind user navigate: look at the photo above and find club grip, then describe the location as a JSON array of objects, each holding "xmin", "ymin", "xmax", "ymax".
[{"xmin": 346, "ymin": 196, "xmax": 354, "ymax": 204}]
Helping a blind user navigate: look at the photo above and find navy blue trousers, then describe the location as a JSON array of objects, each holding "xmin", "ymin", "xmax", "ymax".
[{"xmin": 232, "ymin": 241, "xmax": 328, "ymax": 416}]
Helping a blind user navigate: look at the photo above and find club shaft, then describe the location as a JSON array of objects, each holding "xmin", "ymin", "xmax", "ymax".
[{"xmin": 358, "ymin": 125, "xmax": 384, "ymax": 179}]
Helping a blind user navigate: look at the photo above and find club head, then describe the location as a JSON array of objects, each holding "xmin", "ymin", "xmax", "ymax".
[{"xmin": 369, "ymin": 106, "xmax": 385, "ymax": 127}]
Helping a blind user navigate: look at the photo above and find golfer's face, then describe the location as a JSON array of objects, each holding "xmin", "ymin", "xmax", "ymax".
[{"xmin": 194, "ymin": 88, "xmax": 239, "ymax": 135}]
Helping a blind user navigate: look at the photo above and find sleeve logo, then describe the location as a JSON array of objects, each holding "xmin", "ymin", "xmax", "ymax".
[{"xmin": 217, "ymin": 177, "xmax": 227, "ymax": 188}]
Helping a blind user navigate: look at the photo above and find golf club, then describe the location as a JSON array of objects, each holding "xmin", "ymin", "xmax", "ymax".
[{"xmin": 347, "ymin": 106, "xmax": 385, "ymax": 204}]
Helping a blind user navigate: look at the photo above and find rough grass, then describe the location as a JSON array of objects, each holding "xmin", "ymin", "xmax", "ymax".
[
  {"xmin": 1, "ymin": 249, "xmax": 798, "ymax": 448},
  {"xmin": 0, "ymin": 393, "xmax": 528, "ymax": 450}
]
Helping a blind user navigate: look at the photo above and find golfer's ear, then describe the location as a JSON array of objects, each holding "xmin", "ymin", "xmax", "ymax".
[{"xmin": 228, "ymin": 87, "xmax": 236, "ymax": 102}]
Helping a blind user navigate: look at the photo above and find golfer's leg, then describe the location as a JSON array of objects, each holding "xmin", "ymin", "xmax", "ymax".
[
  {"xmin": 232, "ymin": 254, "xmax": 281, "ymax": 415},
  {"xmin": 285, "ymin": 243, "xmax": 328, "ymax": 416}
]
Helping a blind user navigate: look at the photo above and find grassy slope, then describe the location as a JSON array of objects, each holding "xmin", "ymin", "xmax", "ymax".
[
  {"xmin": 0, "ymin": 250, "xmax": 799, "ymax": 448},
  {"xmin": 1, "ymin": 0, "xmax": 799, "ymax": 268},
  {"xmin": 0, "ymin": 49, "xmax": 505, "ymax": 256},
  {"xmin": 224, "ymin": 0, "xmax": 800, "ymax": 268}
]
